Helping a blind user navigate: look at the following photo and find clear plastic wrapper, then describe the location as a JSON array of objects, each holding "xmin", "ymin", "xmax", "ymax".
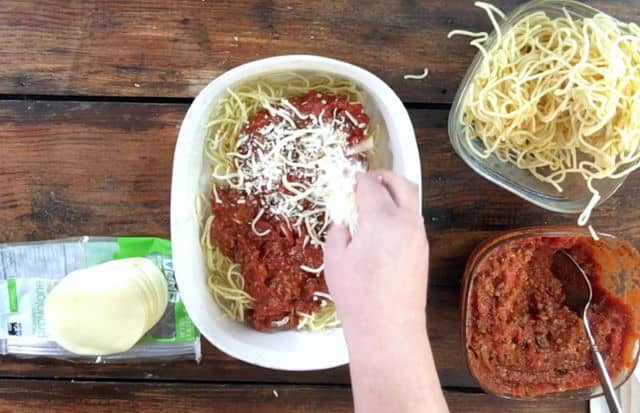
[{"xmin": 0, "ymin": 236, "xmax": 201, "ymax": 363}]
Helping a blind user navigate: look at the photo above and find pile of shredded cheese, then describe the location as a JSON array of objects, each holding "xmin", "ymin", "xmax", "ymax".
[{"xmin": 213, "ymin": 96, "xmax": 371, "ymax": 248}]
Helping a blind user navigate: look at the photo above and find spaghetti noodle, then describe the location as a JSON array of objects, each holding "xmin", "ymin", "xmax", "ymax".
[
  {"xmin": 449, "ymin": 2, "xmax": 640, "ymax": 226},
  {"xmin": 404, "ymin": 68, "xmax": 429, "ymax": 80},
  {"xmin": 199, "ymin": 73, "xmax": 375, "ymax": 331}
]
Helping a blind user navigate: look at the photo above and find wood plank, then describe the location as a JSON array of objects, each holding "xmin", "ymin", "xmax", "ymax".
[
  {"xmin": 0, "ymin": 379, "xmax": 588, "ymax": 413},
  {"xmin": 0, "ymin": 1, "xmax": 638, "ymax": 103},
  {"xmin": 0, "ymin": 100, "xmax": 180, "ymax": 243}
]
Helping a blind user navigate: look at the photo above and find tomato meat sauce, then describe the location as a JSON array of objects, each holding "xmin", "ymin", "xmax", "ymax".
[
  {"xmin": 209, "ymin": 90, "xmax": 369, "ymax": 331},
  {"xmin": 466, "ymin": 236, "xmax": 636, "ymax": 398}
]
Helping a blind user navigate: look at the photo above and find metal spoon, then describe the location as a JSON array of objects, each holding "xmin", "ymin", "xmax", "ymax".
[{"xmin": 551, "ymin": 250, "xmax": 622, "ymax": 413}]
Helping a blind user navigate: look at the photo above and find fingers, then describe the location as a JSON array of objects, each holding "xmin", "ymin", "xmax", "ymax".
[
  {"xmin": 371, "ymin": 170, "xmax": 420, "ymax": 212},
  {"xmin": 355, "ymin": 172, "xmax": 396, "ymax": 214}
]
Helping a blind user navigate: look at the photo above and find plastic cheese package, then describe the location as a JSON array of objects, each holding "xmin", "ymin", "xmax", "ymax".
[{"xmin": 0, "ymin": 236, "xmax": 201, "ymax": 363}]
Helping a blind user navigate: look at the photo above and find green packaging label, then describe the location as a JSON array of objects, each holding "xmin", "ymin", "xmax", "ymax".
[
  {"xmin": 0, "ymin": 236, "xmax": 200, "ymax": 362},
  {"xmin": 7, "ymin": 279, "xmax": 18, "ymax": 313},
  {"xmin": 114, "ymin": 237, "xmax": 197, "ymax": 344}
]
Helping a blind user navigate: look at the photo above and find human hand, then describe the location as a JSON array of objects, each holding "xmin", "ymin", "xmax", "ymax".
[
  {"xmin": 324, "ymin": 171, "xmax": 448, "ymax": 413},
  {"xmin": 324, "ymin": 170, "xmax": 428, "ymax": 342}
]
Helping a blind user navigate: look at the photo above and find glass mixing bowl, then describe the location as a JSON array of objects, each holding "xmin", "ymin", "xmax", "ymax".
[
  {"xmin": 448, "ymin": 0, "xmax": 629, "ymax": 214},
  {"xmin": 461, "ymin": 227, "xmax": 640, "ymax": 400}
]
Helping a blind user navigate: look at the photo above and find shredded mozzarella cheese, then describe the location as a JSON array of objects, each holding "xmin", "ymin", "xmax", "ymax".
[
  {"xmin": 219, "ymin": 97, "xmax": 370, "ymax": 250},
  {"xmin": 312, "ymin": 291, "xmax": 333, "ymax": 301}
]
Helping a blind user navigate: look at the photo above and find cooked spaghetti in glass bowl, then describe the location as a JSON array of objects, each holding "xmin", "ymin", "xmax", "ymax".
[
  {"xmin": 448, "ymin": 0, "xmax": 640, "ymax": 224},
  {"xmin": 171, "ymin": 55, "xmax": 420, "ymax": 370}
]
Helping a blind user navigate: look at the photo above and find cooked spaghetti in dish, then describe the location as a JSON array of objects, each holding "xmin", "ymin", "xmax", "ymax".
[
  {"xmin": 198, "ymin": 73, "xmax": 377, "ymax": 331},
  {"xmin": 449, "ymin": 2, "xmax": 640, "ymax": 227}
]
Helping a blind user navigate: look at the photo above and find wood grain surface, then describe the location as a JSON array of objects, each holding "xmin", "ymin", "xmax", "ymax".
[
  {"xmin": 0, "ymin": 379, "xmax": 587, "ymax": 413},
  {"xmin": 7, "ymin": 1, "xmax": 640, "ymax": 408},
  {"xmin": 1, "ymin": 100, "xmax": 636, "ymax": 413},
  {"xmin": 0, "ymin": 0, "xmax": 637, "ymax": 103}
]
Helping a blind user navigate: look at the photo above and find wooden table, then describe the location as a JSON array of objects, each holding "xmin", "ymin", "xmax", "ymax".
[{"xmin": 1, "ymin": 1, "xmax": 638, "ymax": 411}]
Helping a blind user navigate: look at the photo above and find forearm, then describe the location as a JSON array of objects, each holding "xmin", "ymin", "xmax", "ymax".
[{"xmin": 345, "ymin": 321, "xmax": 449, "ymax": 413}]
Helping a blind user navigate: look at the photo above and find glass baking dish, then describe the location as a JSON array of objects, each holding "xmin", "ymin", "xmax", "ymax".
[
  {"xmin": 461, "ymin": 227, "xmax": 640, "ymax": 400},
  {"xmin": 448, "ymin": 0, "xmax": 628, "ymax": 214}
]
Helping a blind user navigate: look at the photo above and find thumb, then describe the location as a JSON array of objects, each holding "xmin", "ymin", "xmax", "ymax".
[{"xmin": 324, "ymin": 224, "xmax": 350, "ymax": 291}]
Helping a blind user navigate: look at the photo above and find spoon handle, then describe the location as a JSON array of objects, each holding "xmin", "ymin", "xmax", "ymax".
[{"xmin": 590, "ymin": 340, "xmax": 623, "ymax": 413}]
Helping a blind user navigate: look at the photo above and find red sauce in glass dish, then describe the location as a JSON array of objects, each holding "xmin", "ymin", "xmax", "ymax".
[{"xmin": 466, "ymin": 236, "xmax": 636, "ymax": 398}]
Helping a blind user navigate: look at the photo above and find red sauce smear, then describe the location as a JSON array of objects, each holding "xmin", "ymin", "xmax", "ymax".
[
  {"xmin": 210, "ymin": 90, "xmax": 369, "ymax": 330},
  {"xmin": 467, "ymin": 236, "xmax": 636, "ymax": 398}
]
